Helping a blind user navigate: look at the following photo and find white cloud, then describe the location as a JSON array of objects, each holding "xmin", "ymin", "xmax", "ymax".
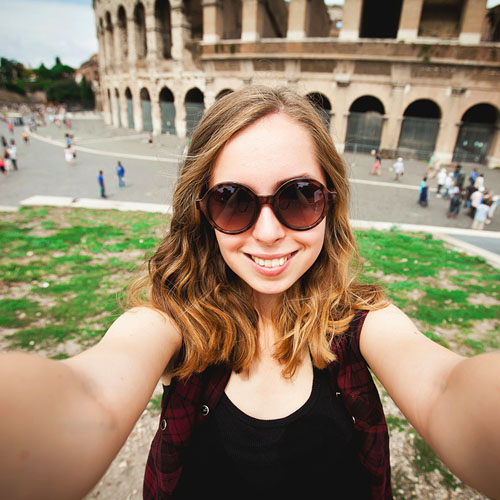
[{"xmin": 1, "ymin": 0, "xmax": 98, "ymax": 68}]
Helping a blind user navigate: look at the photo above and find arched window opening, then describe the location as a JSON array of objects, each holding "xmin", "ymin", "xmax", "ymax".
[
  {"xmin": 222, "ymin": 0, "xmax": 242, "ymax": 39},
  {"xmin": 155, "ymin": 0, "xmax": 172, "ymax": 59},
  {"xmin": 359, "ymin": 0, "xmax": 402, "ymax": 38},
  {"xmin": 117, "ymin": 6, "xmax": 128, "ymax": 62},
  {"xmin": 160, "ymin": 87, "xmax": 176, "ymax": 135},
  {"xmin": 397, "ymin": 99, "xmax": 441, "ymax": 160},
  {"xmin": 140, "ymin": 88, "xmax": 153, "ymax": 132},
  {"xmin": 183, "ymin": 0, "xmax": 203, "ymax": 40},
  {"xmin": 134, "ymin": 2, "xmax": 148, "ymax": 59},
  {"xmin": 345, "ymin": 96, "xmax": 385, "ymax": 153},
  {"xmin": 306, "ymin": 92, "xmax": 332, "ymax": 129},
  {"xmin": 453, "ymin": 103, "xmax": 499, "ymax": 165},
  {"xmin": 105, "ymin": 12, "xmax": 115, "ymax": 68},
  {"xmin": 215, "ymin": 89, "xmax": 234, "ymax": 100},
  {"xmin": 185, "ymin": 88, "xmax": 205, "ymax": 137},
  {"xmin": 125, "ymin": 87, "xmax": 134, "ymax": 129}
]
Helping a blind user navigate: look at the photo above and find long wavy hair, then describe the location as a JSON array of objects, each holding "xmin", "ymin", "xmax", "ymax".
[{"xmin": 128, "ymin": 85, "xmax": 387, "ymax": 378}]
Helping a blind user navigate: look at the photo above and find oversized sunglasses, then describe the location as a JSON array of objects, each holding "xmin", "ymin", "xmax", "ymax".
[{"xmin": 196, "ymin": 177, "xmax": 337, "ymax": 234}]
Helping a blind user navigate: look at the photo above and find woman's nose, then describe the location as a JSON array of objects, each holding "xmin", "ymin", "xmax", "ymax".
[{"xmin": 251, "ymin": 205, "xmax": 286, "ymax": 243}]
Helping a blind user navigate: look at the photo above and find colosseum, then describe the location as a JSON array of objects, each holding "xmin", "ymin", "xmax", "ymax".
[{"xmin": 93, "ymin": 0, "xmax": 500, "ymax": 167}]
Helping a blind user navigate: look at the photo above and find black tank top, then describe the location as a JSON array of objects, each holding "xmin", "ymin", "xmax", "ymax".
[{"xmin": 173, "ymin": 368, "xmax": 371, "ymax": 499}]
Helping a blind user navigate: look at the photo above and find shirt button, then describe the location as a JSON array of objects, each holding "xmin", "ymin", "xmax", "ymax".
[
  {"xmin": 160, "ymin": 418, "xmax": 167, "ymax": 430},
  {"xmin": 200, "ymin": 405, "xmax": 210, "ymax": 416}
]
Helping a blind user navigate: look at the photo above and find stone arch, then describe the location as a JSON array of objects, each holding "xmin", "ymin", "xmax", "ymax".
[
  {"xmin": 345, "ymin": 95, "xmax": 385, "ymax": 153},
  {"xmin": 155, "ymin": 0, "xmax": 172, "ymax": 59},
  {"xmin": 140, "ymin": 87, "xmax": 153, "ymax": 132},
  {"xmin": 306, "ymin": 92, "xmax": 332, "ymax": 129},
  {"xmin": 117, "ymin": 5, "xmax": 128, "ymax": 63},
  {"xmin": 125, "ymin": 87, "xmax": 135, "ymax": 129},
  {"xmin": 185, "ymin": 87, "xmax": 205, "ymax": 137},
  {"xmin": 114, "ymin": 88, "xmax": 122, "ymax": 127},
  {"xmin": 215, "ymin": 88, "xmax": 234, "ymax": 100},
  {"xmin": 105, "ymin": 11, "xmax": 115, "ymax": 68},
  {"xmin": 159, "ymin": 86, "xmax": 176, "ymax": 134},
  {"xmin": 184, "ymin": 0, "xmax": 203, "ymax": 40},
  {"xmin": 134, "ymin": 2, "xmax": 148, "ymax": 60},
  {"xmin": 453, "ymin": 103, "xmax": 499, "ymax": 165},
  {"xmin": 397, "ymin": 99, "xmax": 441, "ymax": 160}
]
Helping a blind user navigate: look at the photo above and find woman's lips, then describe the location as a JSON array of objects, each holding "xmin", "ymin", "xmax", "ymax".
[{"xmin": 246, "ymin": 251, "xmax": 297, "ymax": 275}]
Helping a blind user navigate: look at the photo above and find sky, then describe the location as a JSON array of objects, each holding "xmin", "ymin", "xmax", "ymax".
[{"xmin": 1, "ymin": 0, "xmax": 499, "ymax": 69}]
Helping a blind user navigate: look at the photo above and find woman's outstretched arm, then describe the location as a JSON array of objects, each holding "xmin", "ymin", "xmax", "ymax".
[
  {"xmin": 361, "ymin": 304, "xmax": 500, "ymax": 499},
  {"xmin": 0, "ymin": 306, "xmax": 182, "ymax": 500}
]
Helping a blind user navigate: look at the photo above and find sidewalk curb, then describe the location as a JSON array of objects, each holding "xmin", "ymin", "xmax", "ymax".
[{"xmin": 19, "ymin": 195, "xmax": 172, "ymax": 214}]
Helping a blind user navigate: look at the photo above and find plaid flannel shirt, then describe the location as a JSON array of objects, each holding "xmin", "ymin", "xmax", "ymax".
[{"xmin": 143, "ymin": 310, "xmax": 392, "ymax": 499}]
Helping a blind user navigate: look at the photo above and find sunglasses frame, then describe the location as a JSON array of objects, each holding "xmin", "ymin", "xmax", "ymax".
[{"xmin": 196, "ymin": 177, "xmax": 337, "ymax": 234}]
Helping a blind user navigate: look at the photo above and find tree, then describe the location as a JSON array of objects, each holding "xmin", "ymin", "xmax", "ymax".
[
  {"xmin": 79, "ymin": 77, "xmax": 95, "ymax": 107},
  {"xmin": 46, "ymin": 79, "xmax": 80, "ymax": 103}
]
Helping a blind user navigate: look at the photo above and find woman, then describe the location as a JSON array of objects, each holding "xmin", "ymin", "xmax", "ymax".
[
  {"xmin": 1, "ymin": 86, "xmax": 499, "ymax": 500},
  {"xmin": 418, "ymin": 176, "xmax": 429, "ymax": 206}
]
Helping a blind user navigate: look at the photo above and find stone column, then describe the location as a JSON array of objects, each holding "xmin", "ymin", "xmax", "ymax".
[
  {"xmin": 151, "ymin": 89, "xmax": 162, "ymax": 135},
  {"xmin": 433, "ymin": 87, "xmax": 467, "ymax": 164},
  {"xmin": 397, "ymin": 0, "xmax": 424, "ymax": 41},
  {"xmin": 459, "ymin": 0, "xmax": 486, "ymax": 44},
  {"xmin": 338, "ymin": 0, "xmax": 363, "ymax": 41},
  {"xmin": 487, "ymin": 129, "xmax": 500, "ymax": 168},
  {"xmin": 127, "ymin": 16, "xmax": 138, "ymax": 66},
  {"xmin": 175, "ymin": 97, "xmax": 187, "ymax": 138},
  {"xmin": 202, "ymin": 0, "xmax": 223, "ymax": 44},
  {"xmin": 133, "ymin": 88, "xmax": 144, "ymax": 132},
  {"xmin": 110, "ymin": 88, "xmax": 119, "ymax": 127},
  {"xmin": 119, "ymin": 91, "xmax": 129, "ymax": 129},
  {"xmin": 146, "ymin": 8, "xmax": 158, "ymax": 66},
  {"xmin": 171, "ymin": 0, "xmax": 190, "ymax": 61},
  {"xmin": 287, "ymin": 0, "xmax": 308, "ymax": 40},
  {"xmin": 242, "ymin": 0, "xmax": 264, "ymax": 41},
  {"xmin": 379, "ymin": 84, "xmax": 407, "ymax": 153}
]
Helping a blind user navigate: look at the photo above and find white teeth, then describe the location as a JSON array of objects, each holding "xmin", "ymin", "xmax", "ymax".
[{"xmin": 251, "ymin": 255, "xmax": 289, "ymax": 268}]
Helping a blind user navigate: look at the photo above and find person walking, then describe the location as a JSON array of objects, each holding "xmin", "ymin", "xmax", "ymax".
[
  {"xmin": 98, "ymin": 170, "xmax": 106, "ymax": 198},
  {"xmin": 447, "ymin": 186, "xmax": 462, "ymax": 218},
  {"xmin": 64, "ymin": 145, "xmax": 75, "ymax": 165},
  {"xmin": 472, "ymin": 199, "xmax": 491, "ymax": 230},
  {"xmin": 418, "ymin": 176, "xmax": 429, "ymax": 206},
  {"xmin": 436, "ymin": 167, "xmax": 447, "ymax": 197},
  {"xmin": 22, "ymin": 131, "xmax": 29, "ymax": 144},
  {"xmin": 370, "ymin": 151, "xmax": 382, "ymax": 176},
  {"xmin": 1, "ymin": 136, "xmax": 7, "ymax": 148},
  {"xmin": 7, "ymin": 140, "xmax": 18, "ymax": 170},
  {"xmin": 469, "ymin": 187, "xmax": 484, "ymax": 219},
  {"xmin": 392, "ymin": 157, "xmax": 404, "ymax": 181},
  {"xmin": 116, "ymin": 161, "xmax": 126, "ymax": 188},
  {"xmin": 443, "ymin": 172, "xmax": 454, "ymax": 199}
]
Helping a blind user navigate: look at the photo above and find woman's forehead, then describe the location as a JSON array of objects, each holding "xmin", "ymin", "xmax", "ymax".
[{"xmin": 210, "ymin": 113, "xmax": 324, "ymax": 189}]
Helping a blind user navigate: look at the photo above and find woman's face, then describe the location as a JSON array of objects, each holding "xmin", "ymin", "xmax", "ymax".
[{"xmin": 210, "ymin": 112, "xmax": 327, "ymax": 305}]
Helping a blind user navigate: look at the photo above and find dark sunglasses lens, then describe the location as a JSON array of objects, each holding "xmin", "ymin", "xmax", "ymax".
[
  {"xmin": 278, "ymin": 181, "xmax": 325, "ymax": 229},
  {"xmin": 207, "ymin": 185, "xmax": 256, "ymax": 232}
]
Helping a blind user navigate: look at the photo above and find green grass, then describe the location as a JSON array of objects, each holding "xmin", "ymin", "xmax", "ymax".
[{"xmin": 1, "ymin": 207, "xmax": 498, "ymax": 498}]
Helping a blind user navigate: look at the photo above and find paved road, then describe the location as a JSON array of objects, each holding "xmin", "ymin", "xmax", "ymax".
[{"xmin": 1, "ymin": 116, "xmax": 500, "ymax": 244}]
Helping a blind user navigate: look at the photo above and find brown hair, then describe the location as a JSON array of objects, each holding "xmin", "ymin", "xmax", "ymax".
[{"xmin": 128, "ymin": 85, "xmax": 386, "ymax": 378}]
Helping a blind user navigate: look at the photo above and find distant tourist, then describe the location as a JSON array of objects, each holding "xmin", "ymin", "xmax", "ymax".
[
  {"xmin": 370, "ymin": 150, "xmax": 382, "ymax": 176},
  {"xmin": 116, "ymin": 161, "xmax": 126, "ymax": 188},
  {"xmin": 7, "ymin": 140, "xmax": 18, "ymax": 170},
  {"xmin": 98, "ymin": 170, "xmax": 106, "ymax": 198},
  {"xmin": 418, "ymin": 176, "xmax": 429, "ymax": 207},
  {"xmin": 436, "ymin": 167, "xmax": 447, "ymax": 197},
  {"xmin": 392, "ymin": 157, "xmax": 404, "ymax": 181},
  {"xmin": 472, "ymin": 199, "xmax": 492, "ymax": 231}
]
